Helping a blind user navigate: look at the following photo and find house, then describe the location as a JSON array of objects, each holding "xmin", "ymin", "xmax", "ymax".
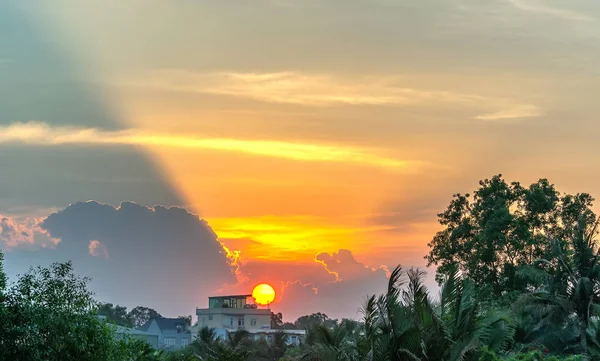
[
  {"xmin": 98, "ymin": 315, "xmax": 160, "ymax": 349},
  {"xmin": 246, "ymin": 328, "xmax": 306, "ymax": 346},
  {"xmin": 196, "ymin": 295, "xmax": 271, "ymax": 331},
  {"xmin": 192, "ymin": 294, "xmax": 305, "ymax": 345},
  {"xmin": 114, "ymin": 325, "xmax": 160, "ymax": 349},
  {"xmin": 138, "ymin": 317, "xmax": 192, "ymax": 350}
]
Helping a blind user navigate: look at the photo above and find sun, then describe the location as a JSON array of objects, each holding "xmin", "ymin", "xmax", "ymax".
[{"xmin": 252, "ymin": 283, "xmax": 276, "ymax": 305}]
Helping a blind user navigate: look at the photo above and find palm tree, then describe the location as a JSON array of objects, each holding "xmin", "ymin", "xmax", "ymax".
[
  {"xmin": 516, "ymin": 218, "xmax": 600, "ymax": 360},
  {"xmin": 252, "ymin": 331, "xmax": 288, "ymax": 361},
  {"xmin": 225, "ymin": 329, "xmax": 252, "ymax": 350},
  {"xmin": 301, "ymin": 324, "xmax": 359, "ymax": 361},
  {"xmin": 192, "ymin": 327, "xmax": 251, "ymax": 361},
  {"xmin": 361, "ymin": 265, "xmax": 512, "ymax": 361}
]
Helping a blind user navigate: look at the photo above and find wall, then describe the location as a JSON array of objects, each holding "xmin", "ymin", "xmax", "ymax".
[
  {"xmin": 146, "ymin": 320, "xmax": 191, "ymax": 350},
  {"xmin": 197, "ymin": 308, "xmax": 270, "ymax": 330}
]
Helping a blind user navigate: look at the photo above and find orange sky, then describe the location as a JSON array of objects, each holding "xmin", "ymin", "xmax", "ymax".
[{"xmin": 2, "ymin": 0, "xmax": 600, "ymax": 320}]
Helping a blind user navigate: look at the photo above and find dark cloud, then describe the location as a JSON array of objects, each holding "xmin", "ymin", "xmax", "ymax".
[
  {"xmin": 226, "ymin": 249, "xmax": 392, "ymax": 321},
  {"xmin": 0, "ymin": 215, "xmax": 58, "ymax": 249},
  {"xmin": 0, "ymin": 0, "xmax": 182, "ymax": 209},
  {"xmin": 1, "ymin": 201, "xmax": 436, "ymax": 320},
  {"xmin": 11, "ymin": 201, "xmax": 238, "ymax": 316},
  {"xmin": 277, "ymin": 249, "xmax": 390, "ymax": 320}
]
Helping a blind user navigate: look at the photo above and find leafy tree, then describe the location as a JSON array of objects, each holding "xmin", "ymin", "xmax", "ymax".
[
  {"xmin": 0, "ymin": 251, "xmax": 6, "ymax": 298},
  {"xmin": 252, "ymin": 331, "xmax": 289, "ymax": 361},
  {"xmin": 97, "ymin": 302, "xmax": 132, "ymax": 327},
  {"xmin": 295, "ymin": 313, "xmax": 338, "ymax": 330},
  {"xmin": 192, "ymin": 326, "xmax": 250, "ymax": 361},
  {"xmin": 515, "ymin": 218, "xmax": 600, "ymax": 360},
  {"xmin": 302, "ymin": 323, "xmax": 359, "ymax": 361},
  {"xmin": 362, "ymin": 265, "xmax": 512, "ymax": 361},
  {"xmin": 1, "ymin": 261, "xmax": 129, "ymax": 361},
  {"xmin": 282, "ymin": 322, "xmax": 298, "ymax": 330},
  {"xmin": 129, "ymin": 306, "xmax": 163, "ymax": 328},
  {"xmin": 426, "ymin": 175, "xmax": 596, "ymax": 296},
  {"xmin": 271, "ymin": 311, "xmax": 284, "ymax": 329},
  {"xmin": 178, "ymin": 315, "xmax": 192, "ymax": 327},
  {"xmin": 0, "ymin": 251, "xmax": 9, "ymax": 359}
]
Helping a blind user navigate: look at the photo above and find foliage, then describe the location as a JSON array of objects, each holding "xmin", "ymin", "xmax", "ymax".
[
  {"xmin": 426, "ymin": 175, "xmax": 596, "ymax": 296},
  {"xmin": 178, "ymin": 315, "xmax": 192, "ymax": 327},
  {"xmin": 97, "ymin": 303, "xmax": 163, "ymax": 329},
  {"xmin": 272, "ymin": 311, "xmax": 284, "ymax": 329},
  {"xmin": 130, "ymin": 306, "xmax": 163, "ymax": 328},
  {"xmin": 295, "ymin": 313, "xmax": 338, "ymax": 330},
  {"xmin": 514, "ymin": 218, "xmax": 600, "ymax": 360},
  {"xmin": 361, "ymin": 265, "xmax": 512, "ymax": 361},
  {"xmin": 98, "ymin": 302, "xmax": 133, "ymax": 327},
  {"xmin": 479, "ymin": 347, "xmax": 584, "ymax": 361},
  {"xmin": 3, "ymin": 175, "xmax": 600, "ymax": 361},
  {"xmin": 0, "ymin": 260, "xmax": 133, "ymax": 361}
]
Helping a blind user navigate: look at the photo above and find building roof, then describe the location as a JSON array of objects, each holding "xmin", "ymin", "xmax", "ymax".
[
  {"xmin": 114, "ymin": 325, "xmax": 158, "ymax": 337},
  {"xmin": 138, "ymin": 317, "xmax": 190, "ymax": 333},
  {"xmin": 208, "ymin": 294, "xmax": 251, "ymax": 299}
]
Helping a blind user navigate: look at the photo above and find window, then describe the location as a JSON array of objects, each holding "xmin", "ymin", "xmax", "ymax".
[
  {"xmin": 230, "ymin": 317, "xmax": 234, "ymax": 326},
  {"xmin": 181, "ymin": 338, "xmax": 190, "ymax": 347},
  {"xmin": 238, "ymin": 318, "xmax": 244, "ymax": 326},
  {"xmin": 250, "ymin": 319, "xmax": 256, "ymax": 327},
  {"xmin": 177, "ymin": 325, "xmax": 183, "ymax": 333},
  {"xmin": 164, "ymin": 337, "xmax": 176, "ymax": 347},
  {"xmin": 208, "ymin": 315, "xmax": 213, "ymax": 321}
]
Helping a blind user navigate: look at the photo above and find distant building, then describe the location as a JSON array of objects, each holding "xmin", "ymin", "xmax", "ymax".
[
  {"xmin": 138, "ymin": 317, "xmax": 192, "ymax": 350},
  {"xmin": 197, "ymin": 294, "xmax": 271, "ymax": 331},
  {"xmin": 193, "ymin": 294, "xmax": 305, "ymax": 345},
  {"xmin": 99, "ymin": 316, "xmax": 160, "ymax": 349},
  {"xmin": 114, "ymin": 325, "xmax": 160, "ymax": 349}
]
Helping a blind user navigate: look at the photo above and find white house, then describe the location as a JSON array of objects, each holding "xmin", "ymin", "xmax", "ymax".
[{"xmin": 192, "ymin": 294, "xmax": 305, "ymax": 345}]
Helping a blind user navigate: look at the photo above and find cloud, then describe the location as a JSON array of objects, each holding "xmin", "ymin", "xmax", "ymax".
[
  {"xmin": 213, "ymin": 215, "xmax": 393, "ymax": 262},
  {"xmin": 276, "ymin": 249, "xmax": 392, "ymax": 320},
  {"xmin": 314, "ymin": 249, "xmax": 375, "ymax": 282},
  {"xmin": 0, "ymin": 122, "xmax": 419, "ymax": 171},
  {"xmin": 121, "ymin": 70, "xmax": 541, "ymax": 121},
  {"xmin": 3, "ymin": 201, "xmax": 431, "ymax": 320},
  {"xmin": 475, "ymin": 104, "xmax": 542, "ymax": 121},
  {"xmin": 507, "ymin": 0, "xmax": 595, "ymax": 22},
  {"xmin": 88, "ymin": 240, "xmax": 109, "ymax": 259},
  {"xmin": 33, "ymin": 201, "xmax": 237, "ymax": 315},
  {"xmin": 0, "ymin": 215, "xmax": 59, "ymax": 249},
  {"xmin": 220, "ymin": 249, "xmax": 393, "ymax": 320}
]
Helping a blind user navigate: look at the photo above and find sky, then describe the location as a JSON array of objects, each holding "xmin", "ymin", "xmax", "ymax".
[{"xmin": 1, "ymin": 0, "xmax": 600, "ymax": 322}]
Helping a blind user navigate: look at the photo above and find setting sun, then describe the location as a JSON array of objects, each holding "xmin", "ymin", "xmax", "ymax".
[{"xmin": 252, "ymin": 283, "xmax": 276, "ymax": 305}]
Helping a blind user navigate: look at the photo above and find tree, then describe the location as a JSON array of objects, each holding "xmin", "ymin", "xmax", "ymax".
[
  {"xmin": 271, "ymin": 312, "xmax": 283, "ymax": 329},
  {"xmin": 362, "ymin": 265, "xmax": 512, "ymax": 361},
  {"xmin": 178, "ymin": 315, "xmax": 192, "ymax": 327},
  {"xmin": 0, "ymin": 251, "xmax": 9, "ymax": 359},
  {"xmin": 192, "ymin": 326, "xmax": 250, "ymax": 361},
  {"xmin": 516, "ymin": 218, "xmax": 600, "ymax": 360},
  {"xmin": 302, "ymin": 323, "xmax": 359, "ymax": 361},
  {"xmin": 1, "ymin": 261, "xmax": 129, "ymax": 361},
  {"xmin": 129, "ymin": 306, "xmax": 163, "ymax": 328},
  {"xmin": 253, "ymin": 331, "xmax": 289, "ymax": 361},
  {"xmin": 0, "ymin": 251, "xmax": 6, "ymax": 299},
  {"xmin": 97, "ymin": 302, "xmax": 132, "ymax": 327},
  {"xmin": 282, "ymin": 322, "xmax": 298, "ymax": 330},
  {"xmin": 295, "ymin": 313, "xmax": 338, "ymax": 330},
  {"xmin": 426, "ymin": 175, "xmax": 596, "ymax": 296}
]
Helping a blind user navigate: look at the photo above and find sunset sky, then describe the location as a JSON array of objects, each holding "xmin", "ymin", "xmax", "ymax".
[{"xmin": 2, "ymin": 0, "xmax": 600, "ymax": 321}]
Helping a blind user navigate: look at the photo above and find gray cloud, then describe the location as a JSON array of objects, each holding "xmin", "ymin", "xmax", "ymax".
[
  {"xmin": 11, "ymin": 201, "xmax": 238, "ymax": 316},
  {"xmin": 0, "ymin": 215, "xmax": 59, "ymax": 249},
  {"xmin": 277, "ymin": 249, "xmax": 392, "ymax": 320}
]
